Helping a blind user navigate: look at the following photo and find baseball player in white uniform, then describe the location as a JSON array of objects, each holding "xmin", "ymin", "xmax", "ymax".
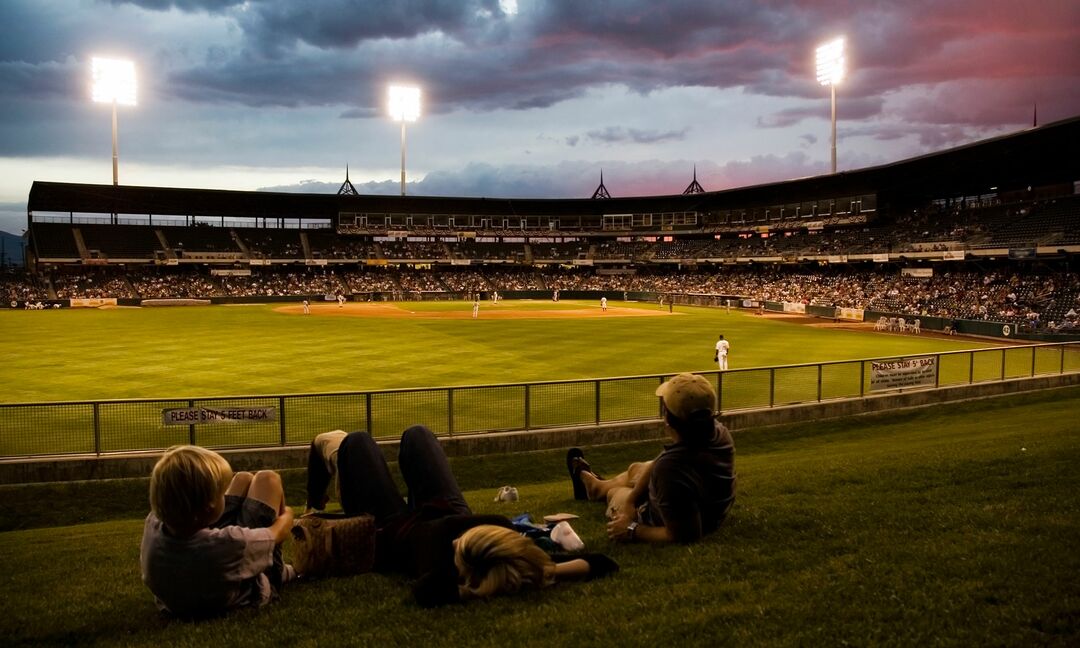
[
  {"xmin": 601, "ymin": 296, "xmax": 608, "ymax": 312},
  {"xmin": 337, "ymin": 294, "xmax": 345, "ymax": 308},
  {"xmin": 714, "ymin": 334, "xmax": 730, "ymax": 371},
  {"xmin": 303, "ymin": 299, "xmax": 310, "ymax": 314},
  {"xmin": 472, "ymin": 299, "xmax": 480, "ymax": 319}
]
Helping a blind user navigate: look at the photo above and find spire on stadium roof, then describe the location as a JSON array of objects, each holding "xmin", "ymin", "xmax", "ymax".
[
  {"xmin": 683, "ymin": 166, "xmax": 705, "ymax": 194},
  {"xmin": 338, "ymin": 164, "xmax": 358, "ymax": 195},
  {"xmin": 591, "ymin": 170, "xmax": 611, "ymax": 199}
]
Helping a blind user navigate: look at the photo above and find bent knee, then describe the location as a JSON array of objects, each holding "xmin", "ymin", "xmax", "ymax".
[{"xmin": 251, "ymin": 470, "xmax": 282, "ymax": 490}]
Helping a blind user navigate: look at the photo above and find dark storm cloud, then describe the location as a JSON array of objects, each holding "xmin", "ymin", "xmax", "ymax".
[{"xmin": 9, "ymin": 0, "xmax": 1075, "ymax": 132}]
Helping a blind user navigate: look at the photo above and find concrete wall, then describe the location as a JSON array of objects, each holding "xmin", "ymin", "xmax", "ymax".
[{"xmin": 1, "ymin": 373, "xmax": 1077, "ymax": 485}]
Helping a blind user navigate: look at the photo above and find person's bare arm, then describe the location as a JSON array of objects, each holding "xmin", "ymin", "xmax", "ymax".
[
  {"xmin": 606, "ymin": 517, "xmax": 675, "ymax": 544},
  {"xmin": 553, "ymin": 559, "xmax": 590, "ymax": 581},
  {"xmin": 267, "ymin": 507, "xmax": 295, "ymax": 544}
]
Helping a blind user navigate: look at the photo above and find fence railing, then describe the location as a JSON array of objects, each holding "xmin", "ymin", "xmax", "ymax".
[{"xmin": 2, "ymin": 342, "xmax": 1078, "ymax": 459}]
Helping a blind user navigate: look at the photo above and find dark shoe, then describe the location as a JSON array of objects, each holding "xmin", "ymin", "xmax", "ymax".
[{"xmin": 566, "ymin": 448, "xmax": 589, "ymax": 500}]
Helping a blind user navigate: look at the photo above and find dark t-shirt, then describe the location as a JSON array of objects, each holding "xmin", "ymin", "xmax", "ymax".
[{"xmin": 642, "ymin": 422, "xmax": 736, "ymax": 543}]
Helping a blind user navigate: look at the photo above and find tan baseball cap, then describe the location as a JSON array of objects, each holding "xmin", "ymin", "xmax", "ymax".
[{"xmin": 655, "ymin": 373, "xmax": 717, "ymax": 420}]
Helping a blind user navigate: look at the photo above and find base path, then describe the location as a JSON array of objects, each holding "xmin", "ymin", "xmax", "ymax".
[{"xmin": 274, "ymin": 302, "xmax": 677, "ymax": 320}]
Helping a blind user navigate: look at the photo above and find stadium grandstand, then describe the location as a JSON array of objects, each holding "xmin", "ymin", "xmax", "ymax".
[{"xmin": 10, "ymin": 116, "xmax": 1080, "ymax": 337}]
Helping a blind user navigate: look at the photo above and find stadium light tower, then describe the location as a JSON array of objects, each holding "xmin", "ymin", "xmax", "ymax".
[
  {"xmin": 388, "ymin": 85, "xmax": 421, "ymax": 196},
  {"xmin": 91, "ymin": 57, "xmax": 137, "ymax": 186},
  {"xmin": 815, "ymin": 37, "xmax": 845, "ymax": 174}
]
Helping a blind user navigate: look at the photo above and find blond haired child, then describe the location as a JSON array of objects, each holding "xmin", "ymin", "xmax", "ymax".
[{"xmin": 139, "ymin": 445, "xmax": 295, "ymax": 618}]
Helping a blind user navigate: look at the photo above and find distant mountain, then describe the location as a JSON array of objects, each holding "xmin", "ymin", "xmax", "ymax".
[{"xmin": 0, "ymin": 231, "xmax": 25, "ymax": 266}]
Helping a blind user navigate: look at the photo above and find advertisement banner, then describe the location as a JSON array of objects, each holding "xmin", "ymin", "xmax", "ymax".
[
  {"xmin": 305, "ymin": 259, "xmax": 328, "ymax": 266},
  {"xmin": 1008, "ymin": 247, "xmax": 1036, "ymax": 259},
  {"xmin": 451, "ymin": 259, "xmax": 472, "ymax": 266},
  {"xmin": 210, "ymin": 269, "xmax": 251, "ymax": 276},
  {"xmin": 943, "ymin": 250, "xmax": 966, "ymax": 261},
  {"xmin": 69, "ymin": 298, "xmax": 118, "ymax": 308},
  {"xmin": 827, "ymin": 255, "xmax": 849, "ymax": 263},
  {"xmin": 837, "ymin": 307, "xmax": 864, "ymax": 322},
  {"xmin": 782, "ymin": 302, "xmax": 807, "ymax": 314},
  {"xmin": 872, "ymin": 253, "xmax": 889, "ymax": 263},
  {"xmin": 870, "ymin": 357, "xmax": 937, "ymax": 392},
  {"xmin": 901, "ymin": 268, "xmax": 934, "ymax": 278},
  {"xmin": 162, "ymin": 406, "xmax": 278, "ymax": 426}
]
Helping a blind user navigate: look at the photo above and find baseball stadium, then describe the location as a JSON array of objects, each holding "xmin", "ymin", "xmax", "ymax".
[{"xmin": 2, "ymin": 114, "xmax": 1079, "ymax": 646}]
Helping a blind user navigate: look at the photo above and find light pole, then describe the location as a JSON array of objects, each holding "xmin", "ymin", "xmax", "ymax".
[
  {"xmin": 91, "ymin": 57, "xmax": 137, "ymax": 186},
  {"xmin": 815, "ymin": 37, "xmax": 845, "ymax": 174},
  {"xmin": 388, "ymin": 85, "xmax": 421, "ymax": 196}
]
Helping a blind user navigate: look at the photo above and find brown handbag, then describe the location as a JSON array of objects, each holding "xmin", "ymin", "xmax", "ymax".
[{"xmin": 291, "ymin": 513, "xmax": 376, "ymax": 578}]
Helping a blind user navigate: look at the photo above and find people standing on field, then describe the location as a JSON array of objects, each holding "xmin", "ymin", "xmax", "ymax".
[{"xmin": 714, "ymin": 334, "xmax": 730, "ymax": 371}]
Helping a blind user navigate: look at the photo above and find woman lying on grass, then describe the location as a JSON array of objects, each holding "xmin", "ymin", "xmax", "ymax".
[{"xmin": 306, "ymin": 425, "xmax": 618, "ymax": 606}]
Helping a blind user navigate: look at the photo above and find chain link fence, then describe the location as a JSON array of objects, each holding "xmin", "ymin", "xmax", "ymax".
[{"xmin": 1, "ymin": 342, "xmax": 1077, "ymax": 458}]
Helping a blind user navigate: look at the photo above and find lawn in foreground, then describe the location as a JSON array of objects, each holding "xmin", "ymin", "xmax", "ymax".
[
  {"xmin": 0, "ymin": 301, "xmax": 995, "ymax": 403},
  {"xmin": 1, "ymin": 387, "xmax": 1077, "ymax": 647}
]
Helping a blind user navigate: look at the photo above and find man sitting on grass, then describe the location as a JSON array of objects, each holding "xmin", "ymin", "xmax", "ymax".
[
  {"xmin": 567, "ymin": 373, "xmax": 736, "ymax": 544},
  {"xmin": 140, "ymin": 446, "xmax": 295, "ymax": 619}
]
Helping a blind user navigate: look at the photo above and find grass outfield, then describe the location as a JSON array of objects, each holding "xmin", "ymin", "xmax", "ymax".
[
  {"xmin": 1, "ymin": 388, "xmax": 1077, "ymax": 646},
  {"xmin": 0, "ymin": 301, "xmax": 997, "ymax": 403}
]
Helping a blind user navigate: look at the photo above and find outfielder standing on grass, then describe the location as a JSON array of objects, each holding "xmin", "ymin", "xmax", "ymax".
[
  {"xmin": 472, "ymin": 299, "xmax": 479, "ymax": 319},
  {"xmin": 601, "ymin": 296, "xmax": 608, "ymax": 312},
  {"xmin": 714, "ymin": 334, "xmax": 730, "ymax": 370}
]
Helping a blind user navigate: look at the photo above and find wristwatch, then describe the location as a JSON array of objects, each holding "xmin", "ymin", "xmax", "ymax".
[{"xmin": 626, "ymin": 521, "xmax": 639, "ymax": 541}]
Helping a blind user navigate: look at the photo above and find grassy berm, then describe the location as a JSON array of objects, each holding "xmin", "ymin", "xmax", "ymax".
[{"xmin": 1, "ymin": 387, "xmax": 1078, "ymax": 647}]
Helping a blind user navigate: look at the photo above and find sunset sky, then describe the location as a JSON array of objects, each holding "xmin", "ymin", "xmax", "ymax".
[{"xmin": 1, "ymin": 0, "xmax": 1078, "ymax": 232}]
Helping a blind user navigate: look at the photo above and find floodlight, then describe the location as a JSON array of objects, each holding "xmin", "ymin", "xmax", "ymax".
[
  {"xmin": 91, "ymin": 57, "xmax": 137, "ymax": 106},
  {"xmin": 388, "ymin": 85, "xmax": 421, "ymax": 122},
  {"xmin": 815, "ymin": 38, "xmax": 845, "ymax": 86},
  {"xmin": 91, "ymin": 57, "xmax": 137, "ymax": 187},
  {"xmin": 815, "ymin": 38, "xmax": 845, "ymax": 174},
  {"xmin": 388, "ymin": 84, "xmax": 421, "ymax": 195}
]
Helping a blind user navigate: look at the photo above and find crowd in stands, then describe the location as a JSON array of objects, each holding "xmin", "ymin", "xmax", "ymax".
[{"xmin": 6, "ymin": 262, "xmax": 1079, "ymax": 334}]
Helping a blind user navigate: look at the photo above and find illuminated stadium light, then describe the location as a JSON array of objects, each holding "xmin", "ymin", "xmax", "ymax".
[
  {"xmin": 815, "ymin": 38, "xmax": 845, "ymax": 174},
  {"xmin": 388, "ymin": 85, "xmax": 421, "ymax": 196},
  {"xmin": 815, "ymin": 38, "xmax": 845, "ymax": 86},
  {"xmin": 91, "ymin": 57, "xmax": 137, "ymax": 186}
]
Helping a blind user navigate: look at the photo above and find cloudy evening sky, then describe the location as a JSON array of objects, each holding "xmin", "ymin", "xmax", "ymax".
[{"xmin": 1, "ymin": 0, "xmax": 1079, "ymax": 233}]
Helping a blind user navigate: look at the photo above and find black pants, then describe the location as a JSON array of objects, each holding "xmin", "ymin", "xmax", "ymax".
[{"xmin": 306, "ymin": 425, "xmax": 471, "ymax": 523}]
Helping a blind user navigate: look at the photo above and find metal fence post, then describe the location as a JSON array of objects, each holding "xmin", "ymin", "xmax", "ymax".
[
  {"xmin": 969, "ymin": 352, "xmax": 974, "ymax": 384},
  {"xmin": 93, "ymin": 402, "xmax": 101, "ymax": 455},
  {"xmin": 188, "ymin": 399, "xmax": 196, "ymax": 445},
  {"xmin": 817, "ymin": 364, "xmax": 823, "ymax": 402},
  {"xmin": 935, "ymin": 354, "xmax": 941, "ymax": 388},
  {"xmin": 1062, "ymin": 345, "xmax": 1066, "ymax": 374},
  {"xmin": 769, "ymin": 368, "xmax": 775, "ymax": 407},
  {"xmin": 595, "ymin": 380, "xmax": 601, "ymax": 425},
  {"xmin": 278, "ymin": 396, "xmax": 287, "ymax": 446},
  {"xmin": 1031, "ymin": 346, "xmax": 1036, "ymax": 377},
  {"xmin": 860, "ymin": 360, "xmax": 865, "ymax": 397},
  {"xmin": 1000, "ymin": 348, "xmax": 1007, "ymax": 380},
  {"xmin": 365, "ymin": 392, "xmax": 373, "ymax": 436},
  {"xmin": 447, "ymin": 388, "xmax": 454, "ymax": 436},
  {"xmin": 717, "ymin": 372, "xmax": 723, "ymax": 413},
  {"xmin": 524, "ymin": 384, "xmax": 531, "ymax": 430}
]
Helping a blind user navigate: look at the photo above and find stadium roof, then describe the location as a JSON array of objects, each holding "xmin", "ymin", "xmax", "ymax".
[{"xmin": 28, "ymin": 115, "xmax": 1080, "ymax": 220}]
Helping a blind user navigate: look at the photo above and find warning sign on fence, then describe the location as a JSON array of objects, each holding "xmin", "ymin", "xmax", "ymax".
[
  {"xmin": 870, "ymin": 357, "xmax": 938, "ymax": 392},
  {"xmin": 162, "ymin": 407, "xmax": 278, "ymax": 426}
]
